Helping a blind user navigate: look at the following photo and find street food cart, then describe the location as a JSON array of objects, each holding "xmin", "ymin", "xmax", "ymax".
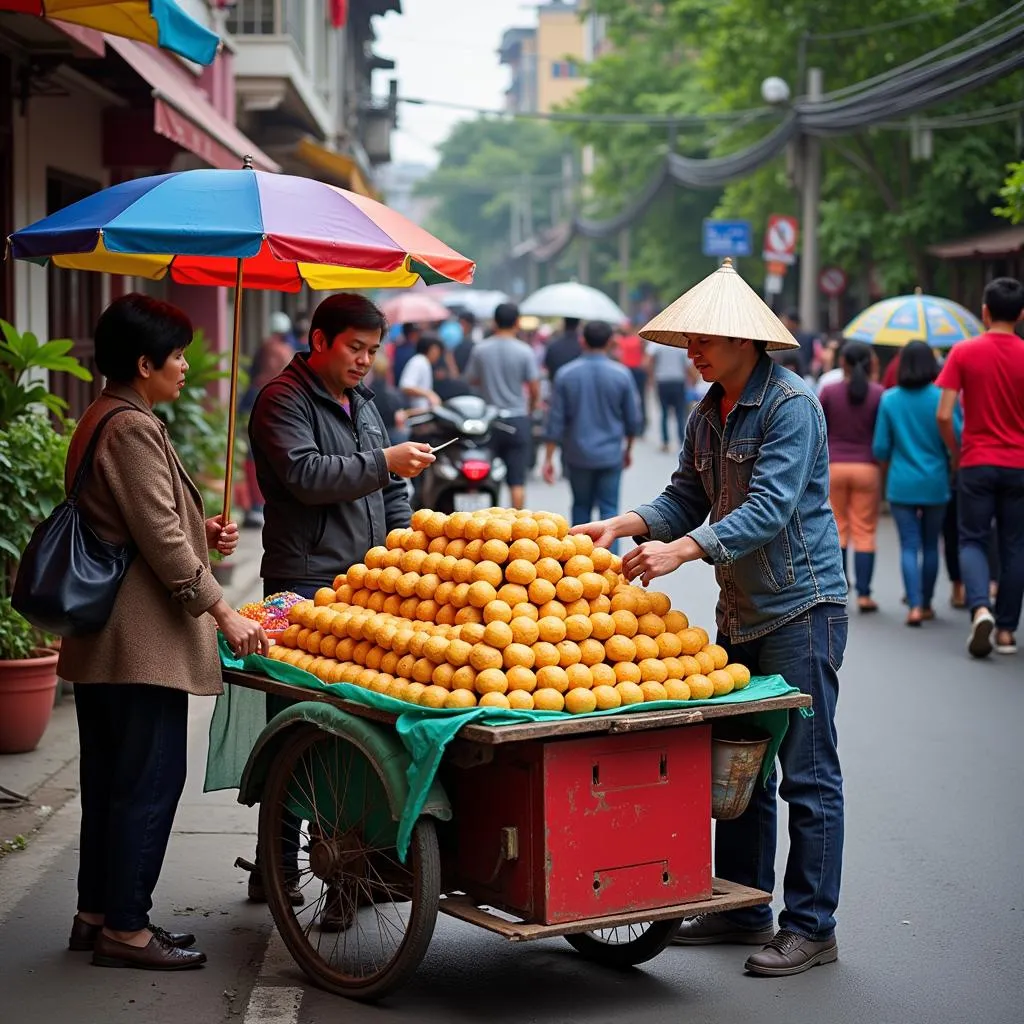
[{"xmin": 225, "ymin": 665, "xmax": 809, "ymax": 1002}]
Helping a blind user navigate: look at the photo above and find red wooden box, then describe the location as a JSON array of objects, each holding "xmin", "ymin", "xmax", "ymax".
[{"xmin": 449, "ymin": 725, "xmax": 712, "ymax": 924}]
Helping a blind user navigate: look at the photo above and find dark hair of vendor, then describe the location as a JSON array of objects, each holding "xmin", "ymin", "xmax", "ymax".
[
  {"xmin": 309, "ymin": 294, "xmax": 388, "ymax": 349},
  {"xmin": 94, "ymin": 293, "xmax": 193, "ymax": 384},
  {"xmin": 841, "ymin": 341, "xmax": 873, "ymax": 405}
]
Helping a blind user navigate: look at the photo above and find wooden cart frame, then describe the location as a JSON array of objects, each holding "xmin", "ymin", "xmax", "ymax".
[{"xmin": 226, "ymin": 668, "xmax": 810, "ymax": 1002}]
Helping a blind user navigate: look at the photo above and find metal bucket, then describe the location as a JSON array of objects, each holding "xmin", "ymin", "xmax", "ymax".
[{"xmin": 711, "ymin": 725, "xmax": 771, "ymax": 821}]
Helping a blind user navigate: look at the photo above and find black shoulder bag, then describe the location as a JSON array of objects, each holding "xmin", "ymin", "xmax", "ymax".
[{"xmin": 12, "ymin": 406, "xmax": 137, "ymax": 636}]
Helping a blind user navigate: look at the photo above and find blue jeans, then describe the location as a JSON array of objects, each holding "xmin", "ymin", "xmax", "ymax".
[
  {"xmin": 958, "ymin": 466, "xmax": 1024, "ymax": 631},
  {"xmin": 75, "ymin": 683, "xmax": 188, "ymax": 931},
  {"xmin": 567, "ymin": 465, "xmax": 622, "ymax": 553},
  {"xmin": 891, "ymin": 503, "xmax": 946, "ymax": 610},
  {"xmin": 657, "ymin": 379, "xmax": 689, "ymax": 448},
  {"xmin": 714, "ymin": 605, "xmax": 847, "ymax": 940}
]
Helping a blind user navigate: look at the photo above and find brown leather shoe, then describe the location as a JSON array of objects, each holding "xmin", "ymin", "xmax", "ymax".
[
  {"xmin": 246, "ymin": 869, "xmax": 304, "ymax": 906},
  {"xmin": 744, "ymin": 928, "xmax": 838, "ymax": 976},
  {"xmin": 92, "ymin": 931, "xmax": 207, "ymax": 970},
  {"xmin": 69, "ymin": 916, "xmax": 195, "ymax": 952},
  {"xmin": 318, "ymin": 884, "xmax": 355, "ymax": 933},
  {"xmin": 672, "ymin": 913, "xmax": 774, "ymax": 946}
]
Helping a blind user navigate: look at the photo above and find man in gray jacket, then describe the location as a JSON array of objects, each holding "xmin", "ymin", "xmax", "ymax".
[{"xmin": 243, "ymin": 293, "xmax": 433, "ymax": 916}]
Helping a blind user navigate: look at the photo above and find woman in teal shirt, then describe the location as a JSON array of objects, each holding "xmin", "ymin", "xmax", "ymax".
[{"xmin": 873, "ymin": 341, "xmax": 962, "ymax": 626}]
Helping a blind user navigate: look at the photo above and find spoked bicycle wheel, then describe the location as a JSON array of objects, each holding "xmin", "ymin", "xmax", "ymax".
[
  {"xmin": 259, "ymin": 726, "xmax": 441, "ymax": 1001},
  {"xmin": 565, "ymin": 919, "xmax": 680, "ymax": 968}
]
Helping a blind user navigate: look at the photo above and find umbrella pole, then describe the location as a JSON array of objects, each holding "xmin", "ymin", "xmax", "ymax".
[{"xmin": 221, "ymin": 257, "xmax": 245, "ymax": 528}]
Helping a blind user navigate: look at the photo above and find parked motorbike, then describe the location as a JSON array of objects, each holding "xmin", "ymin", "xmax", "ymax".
[{"xmin": 405, "ymin": 395, "xmax": 511, "ymax": 513}]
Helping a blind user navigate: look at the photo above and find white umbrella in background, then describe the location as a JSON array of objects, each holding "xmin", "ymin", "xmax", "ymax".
[
  {"xmin": 439, "ymin": 288, "xmax": 510, "ymax": 321},
  {"xmin": 520, "ymin": 282, "xmax": 628, "ymax": 323}
]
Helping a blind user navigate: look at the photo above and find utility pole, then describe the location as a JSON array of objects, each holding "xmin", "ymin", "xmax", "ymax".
[
  {"xmin": 618, "ymin": 227, "xmax": 631, "ymax": 316},
  {"xmin": 798, "ymin": 67, "xmax": 823, "ymax": 334}
]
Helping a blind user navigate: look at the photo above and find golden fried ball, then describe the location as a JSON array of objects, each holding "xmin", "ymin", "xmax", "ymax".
[
  {"xmin": 605, "ymin": 635, "xmax": 638, "ymax": 663},
  {"xmin": 686, "ymin": 674, "xmax": 714, "ymax": 700},
  {"xmin": 702, "ymin": 643, "xmax": 729, "ymax": 671},
  {"xmin": 629, "ymin": 634, "xmax": 656, "ymax": 661},
  {"xmin": 591, "ymin": 684, "xmax": 621, "ymax": 710},
  {"xmin": 468, "ymin": 580, "xmax": 498, "ymax": 609},
  {"xmin": 708, "ymin": 669, "xmax": 735, "ymax": 696},
  {"xmin": 555, "ymin": 640, "xmax": 581, "ymax": 668},
  {"xmin": 508, "ymin": 538, "xmax": 541, "ymax": 563},
  {"xmin": 494, "ymin": 583, "xmax": 527, "ymax": 608},
  {"xmin": 534, "ymin": 517, "xmax": 560, "ymax": 539},
  {"xmin": 726, "ymin": 663, "xmax": 752, "ymax": 689},
  {"xmin": 590, "ymin": 547, "xmax": 613, "ymax": 573},
  {"xmin": 396, "ymin": 572, "xmax": 421, "ymax": 600},
  {"xmin": 565, "ymin": 663, "xmax": 593, "ymax": 690},
  {"xmin": 571, "ymin": 532, "xmax": 594, "ymax": 557},
  {"xmin": 412, "ymin": 657, "xmax": 436, "ymax": 684},
  {"xmin": 459, "ymin": 622, "xmax": 487, "ymax": 645},
  {"xmin": 445, "ymin": 538, "xmax": 468, "ymax": 560},
  {"xmin": 503, "ymin": 642, "xmax": 535, "ymax": 671},
  {"xmin": 377, "ymin": 566, "xmax": 402, "ymax": 595},
  {"xmin": 480, "ymin": 517, "xmax": 512, "ymax": 543},
  {"xmin": 411, "ymin": 509, "xmax": 433, "ymax": 532},
  {"xmin": 436, "ymin": 555, "xmax": 459, "ymax": 582},
  {"xmin": 507, "ymin": 616, "xmax": 538, "ymax": 646},
  {"xmin": 364, "ymin": 546, "xmax": 388, "ymax": 570},
  {"xmin": 402, "ymin": 530, "xmax": 430, "ymax": 553},
  {"xmin": 507, "ymin": 689, "xmax": 535, "ymax": 710},
  {"xmin": 483, "ymin": 599, "xmax": 513, "ymax": 625},
  {"xmin": 445, "ymin": 688, "xmax": 477, "ymax": 709},
  {"xmin": 612, "ymin": 661, "xmax": 641, "ymax": 685},
  {"xmin": 536, "ymin": 665, "xmax": 569, "ymax": 693},
  {"xmin": 503, "ymin": 559, "xmax": 536, "ymax": 587},
  {"xmin": 564, "ymin": 614, "xmax": 593, "ymax": 642},
  {"xmin": 469, "ymin": 643, "xmax": 503, "ymax": 672},
  {"xmin": 557, "ymin": 537, "xmax": 577, "ymax": 561},
  {"xmin": 364, "ymin": 644, "xmax": 385, "ymax": 669},
  {"xmin": 536, "ymin": 534, "xmax": 563, "ymax": 560},
  {"xmin": 386, "ymin": 527, "xmax": 411, "ymax": 549},
  {"xmin": 416, "ymin": 684, "xmax": 447, "ymax": 708},
  {"xmin": 314, "ymin": 586, "xmax": 336, "ymax": 608},
  {"xmin": 472, "ymin": 560, "xmax": 504, "ymax": 589},
  {"xmin": 693, "ymin": 650, "xmax": 716, "ymax": 675},
  {"xmin": 462, "ymin": 516, "xmax": 485, "ymax": 541},
  {"xmin": 661, "ymin": 656, "xmax": 685, "ymax": 680},
  {"xmin": 463, "ymin": 539, "xmax": 484, "ymax": 562},
  {"xmin": 345, "ymin": 564, "xmax": 368, "ymax": 589},
  {"xmin": 564, "ymin": 687, "xmax": 597, "ymax": 715},
  {"xmin": 506, "ymin": 665, "xmax": 537, "ymax": 692},
  {"xmin": 384, "ymin": 546, "xmax": 407, "ymax": 568},
  {"xmin": 482, "ymin": 620, "xmax": 514, "ymax": 650},
  {"xmin": 423, "ymin": 635, "xmax": 450, "ymax": 664},
  {"xmin": 424, "ymin": 511, "xmax": 449, "ymax": 539},
  {"xmin": 664, "ymin": 678, "xmax": 691, "ymax": 701},
  {"xmin": 511, "ymin": 602, "xmax": 540, "ymax": 622},
  {"xmin": 574, "ymin": 639, "xmax": 603, "ymax": 668},
  {"xmin": 452, "ymin": 559, "xmax": 476, "ymax": 585},
  {"xmin": 639, "ymin": 681, "xmax": 668, "ymax": 703},
  {"xmin": 589, "ymin": 612, "xmax": 616, "ymax": 641},
  {"xmin": 366, "ymin": 593, "xmax": 387, "ymax": 613},
  {"xmin": 398, "ymin": 596, "xmax": 419, "ymax": 620},
  {"xmin": 475, "ymin": 668, "xmax": 508, "ymax": 695},
  {"xmin": 563, "ymin": 555, "xmax": 595, "ymax": 578},
  {"xmin": 480, "ymin": 539, "xmax": 510, "ymax": 564},
  {"xmin": 428, "ymin": 663, "xmax": 453, "ymax": 689},
  {"xmin": 444, "ymin": 638, "xmax": 473, "ymax": 668},
  {"xmin": 537, "ymin": 616, "xmax": 567, "ymax": 644},
  {"xmin": 538, "ymin": 600, "xmax": 567, "ymax": 622},
  {"xmin": 380, "ymin": 651, "xmax": 400, "ymax": 676},
  {"xmin": 415, "ymin": 599, "xmax": 440, "ymax": 623},
  {"xmin": 333, "ymin": 584, "xmax": 354, "ymax": 605},
  {"xmin": 527, "ymin": 578, "xmax": 557, "ymax": 607},
  {"xmin": 445, "ymin": 512, "xmax": 471, "ymax": 540},
  {"xmin": 455, "ymin": 606, "xmax": 484, "ymax": 626},
  {"xmin": 577, "ymin": 572, "xmax": 606, "ymax": 601},
  {"xmin": 610, "ymin": 610, "xmax": 639, "ymax": 638},
  {"xmin": 510, "ymin": 516, "xmax": 540, "ymax": 541},
  {"xmin": 449, "ymin": 582, "xmax": 471, "ymax": 609},
  {"xmin": 661, "ymin": 609, "xmax": 688, "ymax": 633},
  {"xmin": 564, "ymin": 598, "xmax": 592, "ymax": 618},
  {"xmin": 435, "ymin": 581, "xmax": 456, "ymax": 608},
  {"xmin": 452, "ymin": 665, "xmax": 477, "ymax": 690},
  {"xmin": 637, "ymin": 613, "xmax": 667, "ymax": 639},
  {"xmin": 479, "ymin": 691, "xmax": 511, "ymax": 709},
  {"xmin": 427, "ymin": 536, "xmax": 447, "ymax": 556},
  {"xmin": 280, "ymin": 623, "xmax": 302, "ymax": 647},
  {"xmin": 656, "ymin": 632, "xmax": 684, "ymax": 659},
  {"xmin": 555, "ymin": 576, "xmax": 585, "ymax": 604},
  {"xmin": 610, "ymin": 588, "xmax": 640, "ymax": 614},
  {"xmin": 532, "ymin": 641, "xmax": 561, "ymax": 669},
  {"xmin": 615, "ymin": 680, "xmax": 644, "ymax": 705},
  {"xmin": 532, "ymin": 687, "xmax": 565, "ymax": 712},
  {"xmin": 314, "ymin": 608, "xmax": 337, "ymax": 634},
  {"xmin": 638, "ymin": 658, "xmax": 669, "ymax": 683}
]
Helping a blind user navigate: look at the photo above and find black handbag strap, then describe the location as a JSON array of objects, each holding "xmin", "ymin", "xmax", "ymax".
[{"xmin": 68, "ymin": 405, "xmax": 138, "ymax": 501}]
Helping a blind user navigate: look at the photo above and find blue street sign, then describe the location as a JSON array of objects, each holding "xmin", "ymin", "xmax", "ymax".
[{"xmin": 701, "ymin": 219, "xmax": 753, "ymax": 258}]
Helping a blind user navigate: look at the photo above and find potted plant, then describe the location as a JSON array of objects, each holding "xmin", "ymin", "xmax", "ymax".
[{"xmin": 0, "ymin": 320, "xmax": 89, "ymax": 752}]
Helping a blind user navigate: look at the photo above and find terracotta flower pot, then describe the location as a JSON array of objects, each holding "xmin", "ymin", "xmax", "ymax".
[{"xmin": 0, "ymin": 648, "xmax": 60, "ymax": 754}]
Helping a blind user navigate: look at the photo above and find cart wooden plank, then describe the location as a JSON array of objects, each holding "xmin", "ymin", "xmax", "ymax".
[
  {"xmin": 222, "ymin": 668, "xmax": 810, "ymax": 744},
  {"xmin": 437, "ymin": 878, "xmax": 769, "ymax": 941}
]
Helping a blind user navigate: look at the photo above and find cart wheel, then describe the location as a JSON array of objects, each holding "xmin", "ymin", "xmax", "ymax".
[
  {"xmin": 259, "ymin": 726, "xmax": 440, "ymax": 1001},
  {"xmin": 564, "ymin": 919, "xmax": 681, "ymax": 968}
]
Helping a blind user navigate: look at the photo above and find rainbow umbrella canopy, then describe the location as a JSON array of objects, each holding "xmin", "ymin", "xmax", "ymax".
[
  {"xmin": 0, "ymin": 0, "xmax": 220, "ymax": 65},
  {"xmin": 7, "ymin": 163, "xmax": 475, "ymax": 519},
  {"xmin": 842, "ymin": 291, "xmax": 983, "ymax": 349}
]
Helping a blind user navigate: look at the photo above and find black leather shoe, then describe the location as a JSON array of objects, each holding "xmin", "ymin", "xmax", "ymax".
[
  {"xmin": 69, "ymin": 917, "xmax": 195, "ymax": 951},
  {"xmin": 744, "ymin": 928, "xmax": 838, "ymax": 976},
  {"xmin": 318, "ymin": 884, "xmax": 355, "ymax": 932},
  {"xmin": 672, "ymin": 913, "xmax": 774, "ymax": 946},
  {"xmin": 92, "ymin": 931, "xmax": 206, "ymax": 971}
]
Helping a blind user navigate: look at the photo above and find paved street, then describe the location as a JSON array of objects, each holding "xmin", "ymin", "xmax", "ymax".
[{"xmin": 1, "ymin": 435, "xmax": 1022, "ymax": 1024}]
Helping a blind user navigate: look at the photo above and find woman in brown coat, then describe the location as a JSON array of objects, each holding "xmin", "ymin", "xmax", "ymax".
[{"xmin": 59, "ymin": 294, "xmax": 267, "ymax": 971}]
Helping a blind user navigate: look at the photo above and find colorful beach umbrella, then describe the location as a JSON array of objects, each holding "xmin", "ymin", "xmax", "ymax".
[
  {"xmin": 842, "ymin": 291, "xmax": 982, "ymax": 348},
  {"xmin": 7, "ymin": 161, "xmax": 475, "ymax": 521},
  {"xmin": 0, "ymin": 0, "xmax": 220, "ymax": 66}
]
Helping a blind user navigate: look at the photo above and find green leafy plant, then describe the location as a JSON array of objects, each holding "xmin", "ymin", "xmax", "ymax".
[
  {"xmin": 0, "ymin": 596, "xmax": 41, "ymax": 660},
  {"xmin": 994, "ymin": 162, "xmax": 1024, "ymax": 225},
  {"xmin": 0, "ymin": 319, "xmax": 93, "ymax": 427}
]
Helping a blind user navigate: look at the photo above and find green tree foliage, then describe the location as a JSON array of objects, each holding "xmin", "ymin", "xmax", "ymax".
[
  {"xmin": 565, "ymin": 0, "xmax": 1022, "ymax": 298},
  {"xmin": 995, "ymin": 161, "xmax": 1024, "ymax": 223},
  {"xmin": 416, "ymin": 119, "xmax": 573, "ymax": 289}
]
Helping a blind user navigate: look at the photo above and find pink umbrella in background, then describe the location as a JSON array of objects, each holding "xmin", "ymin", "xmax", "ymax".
[{"xmin": 380, "ymin": 292, "xmax": 452, "ymax": 324}]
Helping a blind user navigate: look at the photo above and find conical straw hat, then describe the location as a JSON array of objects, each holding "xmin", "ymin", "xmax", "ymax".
[{"xmin": 639, "ymin": 258, "xmax": 799, "ymax": 350}]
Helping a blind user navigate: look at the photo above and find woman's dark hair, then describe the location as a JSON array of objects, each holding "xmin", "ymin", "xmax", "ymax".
[
  {"xmin": 416, "ymin": 334, "xmax": 443, "ymax": 357},
  {"xmin": 309, "ymin": 293, "xmax": 387, "ymax": 349},
  {"xmin": 94, "ymin": 293, "xmax": 192, "ymax": 384},
  {"xmin": 897, "ymin": 340, "xmax": 938, "ymax": 390},
  {"xmin": 841, "ymin": 341, "xmax": 873, "ymax": 405}
]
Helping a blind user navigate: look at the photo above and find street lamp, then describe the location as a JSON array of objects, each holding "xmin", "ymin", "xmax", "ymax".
[{"xmin": 761, "ymin": 76, "xmax": 791, "ymax": 106}]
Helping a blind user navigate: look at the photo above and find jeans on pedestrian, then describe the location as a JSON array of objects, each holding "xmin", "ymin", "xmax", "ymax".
[
  {"xmin": 76, "ymin": 683, "xmax": 188, "ymax": 931},
  {"xmin": 256, "ymin": 580, "xmax": 321, "ymax": 880},
  {"xmin": 629, "ymin": 367, "xmax": 648, "ymax": 434},
  {"xmin": 958, "ymin": 466, "xmax": 1024, "ymax": 631},
  {"xmin": 656, "ymin": 379, "xmax": 688, "ymax": 448},
  {"xmin": 714, "ymin": 605, "xmax": 847, "ymax": 940},
  {"xmin": 567, "ymin": 465, "xmax": 622, "ymax": 554},
  {"xmin": 890, "ymin": 503, "xmax": 946, "ymax": 610}
]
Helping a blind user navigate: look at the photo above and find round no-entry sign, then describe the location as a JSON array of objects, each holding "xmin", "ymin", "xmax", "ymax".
[{"xmin": 819, "ymin": 267, "xmax": 847, "ymax": 297}]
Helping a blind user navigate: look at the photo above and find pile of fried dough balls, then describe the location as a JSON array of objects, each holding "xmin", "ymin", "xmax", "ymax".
[{"xmin": 267, "ymin": 508, "xmax": 751, "ymax": 713}]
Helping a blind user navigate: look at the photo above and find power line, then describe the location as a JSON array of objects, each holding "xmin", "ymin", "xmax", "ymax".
[{"xmin": 805, "ymin": 0, "xmax": 992, "ymax": 41}]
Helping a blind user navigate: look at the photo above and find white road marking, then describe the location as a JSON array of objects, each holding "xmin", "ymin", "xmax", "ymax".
[{"xmin": 242, "ymin": 929, "xmax": 304, "ymax": 1024}]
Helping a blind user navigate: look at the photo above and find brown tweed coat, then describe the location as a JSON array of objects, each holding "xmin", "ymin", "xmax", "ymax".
[{"xmin": 56, "ymin": 385, "xmax": 224, "ymax": 696}]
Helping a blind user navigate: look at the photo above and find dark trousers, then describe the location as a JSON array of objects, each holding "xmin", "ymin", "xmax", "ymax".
[
  {"xmin": 75, "ymin": 683, "xmax": 188, "ymax": 931},
  {"xmin": 656, "ymin": 379, "xmax": 688, "ymax": 448},
  {"xmin": 714, "ymin": 606, "xmax": 847, "ymax": 940},
  {"xmin": 958, "ymin": 466, "xmax": 1024, "ymax": 631},
  {"xmin": 567, "ymin": 465, "xmax": 622, "ymax": 554},
  {"xmin": 945, "ymin": 477, "xmax": 1000, "ymax": 586},
  {"xmin": 629, "ymin": 367, "xmax": 648, "ymax": 433},
  {"xmin": 256, "ymin": 580, "xmax": 321, "ymax": 878}
]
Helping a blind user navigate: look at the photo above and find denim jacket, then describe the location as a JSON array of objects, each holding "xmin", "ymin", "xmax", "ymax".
[{"xmin": 634, "ymin": 355, "xmax": 846, "ymax": 642}]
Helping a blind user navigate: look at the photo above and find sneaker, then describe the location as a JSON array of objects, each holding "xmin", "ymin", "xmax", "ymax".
[
  {"xmin": 994, "ymin": 632, "xmax": 1017, "ymax": 655},
  {"xmin": 671, "ymin": 913, "xmax": 774, "ymax": 946},
  {"xmin": 744, "ymin": 928, "xmax": 838, "ymax": 977},
  {"xmin": 968, "ymin": 610, "xmax": 995, "ymax": 659}
]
